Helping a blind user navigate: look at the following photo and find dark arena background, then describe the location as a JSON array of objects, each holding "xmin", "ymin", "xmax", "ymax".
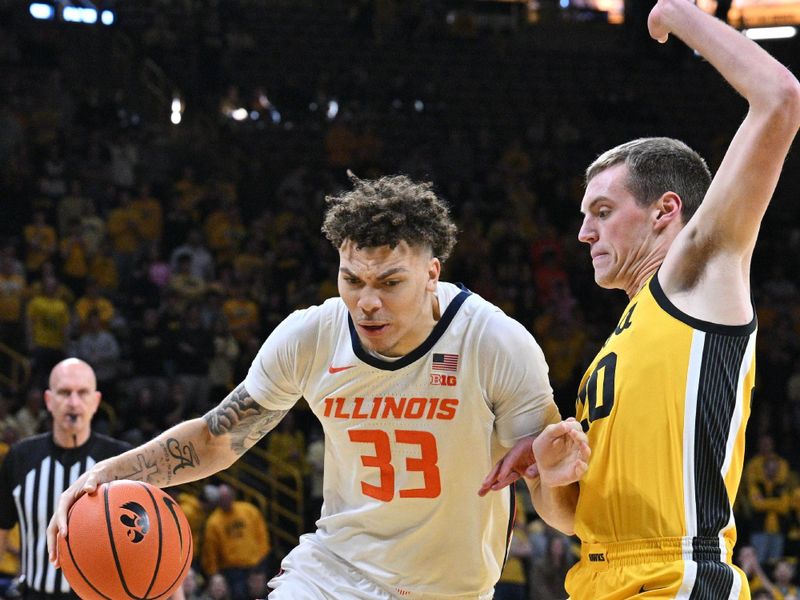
[{"xmin": 1, "ymin": 1, "xmax": 800, "ymax": 598}]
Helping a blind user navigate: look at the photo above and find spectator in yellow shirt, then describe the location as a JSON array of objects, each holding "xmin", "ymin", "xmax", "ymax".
[
  {"xmin": 168, "ymin": 253, "xmax": 207, "ymax": 311},
  {"xmin": 0, "ymin": 255, "xmax": 26, "ymax": 351},
  {"xmin": 131, "ymin": 182, "xmax": 164, "ymax": 243},
  {"xmin": 59, "ymin": 218, "xmax": 89, "ymax": 296},
  {"xmin": 23, "ymin": 209, "xmax": 57, "ymax": 278},
  {"xmin": 106, "ymin": 188, "xmax": 145, "ymax": 283},
  {"xmin": 0, "ymin": 524, "xmax": 19, "ymax": 597},
  {"xmin": 749, "ymin": 455, "xmax": 791, "ymax": 563},
  {"xmin": 746, "ymin": 434, "xmax": 790, "ymax": 488},
  {"xmin": 201, "ymin": 484, "xmax": 270, "ymax": 600},
  {"xmin": 25, "ymin": 274, "xmax": 71, "ymax": 386},
  {"xmin": 204, "ymin": 201, "xmax": 246, "ymax": 266},
  {"xmin": 88, "ymin": 240, "xmax": 120, "ymax": 295},
  {"xmin": 75, "ymin": 280, "xmax": 115, "ymax": 333},
  {"xmin": 221, "ymin": 283, "xmax": 260, "ymax": 345}
]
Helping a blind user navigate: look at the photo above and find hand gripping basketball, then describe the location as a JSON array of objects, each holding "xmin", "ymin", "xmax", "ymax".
[{"xmin": 56, "ymin": 480, "xmax": 193, "ymax": 600}]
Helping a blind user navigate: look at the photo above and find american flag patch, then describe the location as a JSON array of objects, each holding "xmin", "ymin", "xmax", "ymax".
[{"xmin": 432, "ymin": 353, "xmax": 459, "ymax": 372}]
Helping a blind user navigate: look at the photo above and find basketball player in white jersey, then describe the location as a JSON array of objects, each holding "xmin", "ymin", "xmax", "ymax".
[{"xmin": 48, "ymin": 174, "xmax": 589, "ymax": 599}]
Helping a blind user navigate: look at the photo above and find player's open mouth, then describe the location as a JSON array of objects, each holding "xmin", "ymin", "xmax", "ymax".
[
  {"xmin": 67, "ymin": 414, "xmax": 79, "ymax": 422},
  {"xmin": 359, "ymin": 324, "xmax": 387, "ymax": 335}
]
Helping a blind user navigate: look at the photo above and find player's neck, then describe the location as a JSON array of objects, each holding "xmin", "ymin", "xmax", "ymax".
[
  {"xmin": 431, "ymin": 290, "xmax": 441, "ymax": 321},
  {"xmin": 623, "ymin": 256, "xmax": 664, "ymax": 299}
]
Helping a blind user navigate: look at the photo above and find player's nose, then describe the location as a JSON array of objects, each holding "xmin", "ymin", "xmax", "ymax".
[
  {"xmin": 357, "ymin": 288, "xmax": 382, "ymax": 313},
  {"xmin": 577, "ymin": 217, "xmax": 597, "ymax": 244}
]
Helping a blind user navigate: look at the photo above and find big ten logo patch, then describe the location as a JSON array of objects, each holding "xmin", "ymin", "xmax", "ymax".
[{"xmin": 430, "ymin": 373, "xmax": 457, "ymax": 386}]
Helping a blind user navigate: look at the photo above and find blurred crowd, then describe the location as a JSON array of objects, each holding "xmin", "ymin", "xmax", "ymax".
[{"xmin": 1, "ymin": 1, "xmax": 799, "ymax": 598}]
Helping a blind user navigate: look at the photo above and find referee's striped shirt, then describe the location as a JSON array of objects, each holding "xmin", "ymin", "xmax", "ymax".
[{"xmin": 0, "ymin": 432, "xmax": 130, "ymax": 596}]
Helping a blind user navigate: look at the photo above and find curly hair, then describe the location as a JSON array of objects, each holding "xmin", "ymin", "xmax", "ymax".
[{"xmin": 321, "ymin": 174, "xmax": 458, "ymax": 262}]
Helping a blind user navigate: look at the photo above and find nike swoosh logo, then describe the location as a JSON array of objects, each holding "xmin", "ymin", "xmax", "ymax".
[
  {"xmin": 639, "ymin": 585, "xmax": 665, "ymax": 594},
  {"xmin": 328, "ymin": 364, "xmax": 356, "ymax": 374}
]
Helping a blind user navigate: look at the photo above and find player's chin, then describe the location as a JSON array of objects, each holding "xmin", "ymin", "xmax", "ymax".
[{"xmin": 593, "ymin": 271, "xmax": 616, "ymax": 289}]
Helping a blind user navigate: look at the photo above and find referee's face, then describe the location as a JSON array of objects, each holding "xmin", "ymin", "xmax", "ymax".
[{"xmin": 44, "ymin": 360, "xmax": 102, "ymax": 445}]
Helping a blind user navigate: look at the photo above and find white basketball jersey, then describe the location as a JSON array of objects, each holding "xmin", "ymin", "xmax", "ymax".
[{"xmin": 245, "ymin": 282, "xmax": 559, "ymax": 597}]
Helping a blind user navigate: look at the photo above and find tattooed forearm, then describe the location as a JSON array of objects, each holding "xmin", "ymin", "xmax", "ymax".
[
  {"xmin": 118, "ymin": 452, "xmax": 164, "ymax": 484},
  {"xmin": 204, "ymin": 383, "xmax": 289, "ymax": 455},
  {"xmin": 166, "ymin": 438, "xmax": 200, "ymax": 474}
]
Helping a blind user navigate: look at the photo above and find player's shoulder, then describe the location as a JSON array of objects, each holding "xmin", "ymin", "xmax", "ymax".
[
  {"xmin": 283, "ymin": 296, "xmax": 347, "ymax": 326},
  {"xmin": 273, "ymin": 297, "xmax": 348, "ymax": 345},
  {"xmin": 454, "ymin": 285, "xmax": 533, "ymax": 340}
]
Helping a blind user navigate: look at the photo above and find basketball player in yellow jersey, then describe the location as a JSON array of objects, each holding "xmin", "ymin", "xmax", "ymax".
[
  {"xmin": 482, "ymin": 0, "xmax": 800, "ymax": 597},
  {"xmin": 563, "ymin": 1, "xmax": 800, "ymax": 598}
]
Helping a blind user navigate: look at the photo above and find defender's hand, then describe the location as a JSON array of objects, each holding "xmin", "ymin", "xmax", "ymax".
[{"xmin": 532, "ymin": 418, "xmax": 590, "ymax": 487}]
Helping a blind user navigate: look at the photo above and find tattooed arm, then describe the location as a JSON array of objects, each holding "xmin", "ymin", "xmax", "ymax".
[{"xmin": 47, "ymin": 383, "xmax": 288, "ymax": 565}]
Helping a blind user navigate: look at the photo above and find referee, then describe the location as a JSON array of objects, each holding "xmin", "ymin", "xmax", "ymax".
[{"xmin": 0, "ymin": 358, "xmax": 130, "ymax": 600}]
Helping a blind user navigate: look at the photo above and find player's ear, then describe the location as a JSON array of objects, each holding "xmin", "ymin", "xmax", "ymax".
[
  {"xmin": 89, "ymin": 391, "xmax": 102, "ymax": 417},
  {"xmin": 653, "ymin": 192, "xmax": 682, "ymax": 231},
  {"xmin": 427, "ymin": 257, "xmax": 441, "ymax": 291}
]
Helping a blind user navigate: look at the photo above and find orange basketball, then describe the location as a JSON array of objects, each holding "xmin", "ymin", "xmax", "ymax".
[{"xmin": 58, "ymin": 480, "xmax": 193, "ymax": 600}]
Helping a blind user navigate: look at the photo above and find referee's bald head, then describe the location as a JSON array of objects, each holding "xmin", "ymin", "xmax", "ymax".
[{"xmin": 49, "ymin": 358, "xmax": 97, "ymax": 391}]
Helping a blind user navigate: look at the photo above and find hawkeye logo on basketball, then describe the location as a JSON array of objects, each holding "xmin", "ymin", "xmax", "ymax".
[{"xmin": 120, "ymin": 501, "xmax": 150, "ymax": 544}]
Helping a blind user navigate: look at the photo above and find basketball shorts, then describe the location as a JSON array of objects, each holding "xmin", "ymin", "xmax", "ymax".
[
  {"xmin": 565, "ymin": 537, "xmax": 751, "ymax": 600},
  {"xmin": 267, "ymin": 533, "xmax": 495, "ymax": 600}
]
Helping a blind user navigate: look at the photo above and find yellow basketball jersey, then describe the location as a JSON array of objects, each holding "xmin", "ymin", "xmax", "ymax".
[{"xmin": 573, "ymin": 273, "xmax": 755, "ymax": 568}]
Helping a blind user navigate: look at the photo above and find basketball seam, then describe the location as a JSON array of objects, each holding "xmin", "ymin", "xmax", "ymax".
[
  {"xmin": 63, "ymin": 487, "xmax": 117, "ymax": 600},
  {"xmin": 139, "ymin": 482, "xmax": 163, "ymax": 599},
  {"xmin": 153, "ymin": 497, "xmax": 193, "ymax": 598},
  {"xmin": 106, "ymin": 481, "xmax": 144, "ymax": 599}
]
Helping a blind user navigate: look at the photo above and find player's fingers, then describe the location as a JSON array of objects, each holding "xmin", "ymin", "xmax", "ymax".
[
  {"xmin": 568, "ymin": 427, "xmax": 589, "ymax": 449},
  {"xmin": 540, "ymin": 421, "xmax": 567, "ymax": 442},
  {"xmin": 46, "ymin": 519, "xmax": 60, "ymax": 566},
  {"xmin": 566, "ymin": 419, "xmax": 583, "ymax": 434},
  {"xmin": 478, "ymin": 461, "xmax": 503, "ymax": 496},
  {"xmin": 495, "ymin": 452, "xmax": 522, "ymax": 483},
  {"xmin": 490, "ymin": 471, "xmax": 521, "ymax": 491},
  {"xmin": 82, "ymin": 473, "xmax": 100, "ymax": 495}
]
